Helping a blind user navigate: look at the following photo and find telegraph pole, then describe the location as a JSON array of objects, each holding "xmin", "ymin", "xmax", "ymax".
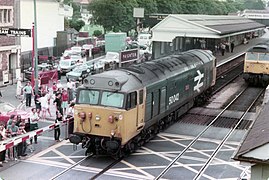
[{"xmin": 33, "ymin": 0, "xmax": 38, "ymax": 94}]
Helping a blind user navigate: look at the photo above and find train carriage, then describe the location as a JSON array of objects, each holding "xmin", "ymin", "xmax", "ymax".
[{"xmin": 70, "ymin": 49, "xmax": 216, "ymax": 156}]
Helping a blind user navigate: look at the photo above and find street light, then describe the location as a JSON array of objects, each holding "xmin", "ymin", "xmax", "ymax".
[{"xmin": 33, "ymin": 0, "xmax": 38, "ymax": 94}]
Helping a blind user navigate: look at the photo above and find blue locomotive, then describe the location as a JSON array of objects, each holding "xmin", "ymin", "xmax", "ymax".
[{"xmin": 70, "ymin": 49, "xmax": 216, "ymax": 156}]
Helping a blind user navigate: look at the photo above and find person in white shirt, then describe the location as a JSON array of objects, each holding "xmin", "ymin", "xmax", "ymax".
[
  {"xmin": 67, "ymin": 102, "xmax": 75, "ymax": 136},
  {"xmin": 67, "ymin": 79, "xmax": 73, "ymax": 103},
  {"xmin": 29, "ymin": 108, "xmax": 40, "ymax": 144},
  {"xmin": 40, "ymin": 93, "xmax": 52, "ymax": 119}
]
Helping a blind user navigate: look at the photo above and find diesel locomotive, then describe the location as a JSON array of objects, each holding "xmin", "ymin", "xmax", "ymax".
[
  {"xmin": 69, "ymin": 49, "xmax": 216, "ymax": 156},
  {"xmin": 243, "ymin": 41, "xmax": 269, "ymax": 86}
]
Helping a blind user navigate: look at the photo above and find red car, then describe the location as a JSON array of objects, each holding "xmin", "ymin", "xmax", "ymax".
[{"xmin": 0, "ymin": 101, "xmax": 30, "ymax": 125}]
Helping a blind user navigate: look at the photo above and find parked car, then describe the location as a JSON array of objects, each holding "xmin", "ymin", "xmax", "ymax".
[
  {"xmin": 94, "ymin": 52, "xmax": 119, "ymax": 70},
  {"xmin": 59, "ymin": 59, "xmax": 80, "ymax": 74},
  {"xmin": 0, "ymin": 101, "xmax": 31, "ymax": 125},
  {"xmin": 66, "ymin": 64, "xmax": 91, "ymax": 82}
]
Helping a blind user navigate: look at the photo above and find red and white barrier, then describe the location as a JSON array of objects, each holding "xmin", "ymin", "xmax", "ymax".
[{"xmin": 0, "ymin": 118, "xmax": 71, "ymax": 152}]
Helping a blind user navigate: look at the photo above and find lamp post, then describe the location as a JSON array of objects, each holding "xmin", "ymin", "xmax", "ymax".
[{"xmin": 33, "ymin": 0, "xmax": 38, "ymax": 94}]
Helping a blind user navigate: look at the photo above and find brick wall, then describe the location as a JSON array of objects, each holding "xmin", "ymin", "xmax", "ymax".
[
  {"xmin": 0, "ymin": 0, "xmax": 14, "ymax": 6},
  {"xmin": 0, "ymin": 0, "xmax": 15, "ymax": 46}
]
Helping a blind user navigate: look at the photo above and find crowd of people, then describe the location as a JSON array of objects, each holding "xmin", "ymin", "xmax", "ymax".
[{"xmin": 0, "ymin": 79, "xmax": 76, "ymax": 167}]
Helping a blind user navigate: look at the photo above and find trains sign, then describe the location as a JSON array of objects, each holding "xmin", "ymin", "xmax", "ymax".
[{"xmin": 0, "ymin": 27, "xmax": 31, "ymax": 37}]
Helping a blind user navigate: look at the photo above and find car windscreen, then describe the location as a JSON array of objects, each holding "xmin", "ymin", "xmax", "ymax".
[{"xmin": 60, "ymin": 61, "xmax": 70, "ymax": 66}]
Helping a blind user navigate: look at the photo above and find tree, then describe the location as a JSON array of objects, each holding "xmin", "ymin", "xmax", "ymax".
[
  {"xmin": 93, "ymin": 30, "xmax": 102, "ymax": 37},
  {"xmin": 69, "ymin": 19, "xmax": 85, "ymax": 32},
  {"xmin": 89, "ymin": 0, "xmax": 138, "ymax": 33}
]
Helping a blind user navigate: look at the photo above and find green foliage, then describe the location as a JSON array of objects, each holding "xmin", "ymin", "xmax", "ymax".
[
  {"xmin": 93, "ymin": 30, "xmax": 102, "ymax": 37},
  {"xmin": 69, "ymin": 19, "xmax": 85, "ymax": 32},
  {"xmin": 88, "ymin": 0, "xmax": 266, "ymax": 32},
  {"xmin": 89, "ymin": 0, "xmax": 138, "ymax": 33}
]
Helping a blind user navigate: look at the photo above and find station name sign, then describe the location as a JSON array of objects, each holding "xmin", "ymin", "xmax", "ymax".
[
  {"xmin": 120, "ymin": 49, "xmax": 138, "ymax": 62},
  {"xmin": 0, "ymin": 27, "xmax": 31, "ymax": 37}
]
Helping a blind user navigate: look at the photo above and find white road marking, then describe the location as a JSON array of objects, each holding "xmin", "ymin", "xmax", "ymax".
[{"xmin": 141, "ymin": 146, "xmax": 216, "ymax": 180}]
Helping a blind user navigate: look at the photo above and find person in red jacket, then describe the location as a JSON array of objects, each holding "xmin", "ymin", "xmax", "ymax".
[{"xmin": 61, "ymin": 89, "xmax": 69, "ymax": 116}]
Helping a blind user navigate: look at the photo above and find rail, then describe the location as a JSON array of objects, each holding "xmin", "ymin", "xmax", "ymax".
[{"xmin": 154, "ymin": 87, "xmax": 264, "ymax": 179}]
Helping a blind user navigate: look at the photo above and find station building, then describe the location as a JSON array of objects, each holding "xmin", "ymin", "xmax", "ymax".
[
  {"xmin": 151, "ymin": 14, "xmax": 265, "ymax": 59},
  {"xmin": 234, "ymin": 89, "xmax": 269, "ymax": 180}
]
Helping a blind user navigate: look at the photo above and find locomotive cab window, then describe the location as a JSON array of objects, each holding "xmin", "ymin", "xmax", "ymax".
[
  {"xmin": 126, "ymin": 92, "xmax": 137, "ymax": 109},
  {"xmin": 101, "ymin": 91, "xmax": 124, "ymax": 108},
  {"xmin": 77, "ymin": 89, "xmax": 99, "ymax": 104}
]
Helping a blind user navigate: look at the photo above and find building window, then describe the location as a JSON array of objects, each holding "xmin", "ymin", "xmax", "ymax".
[{"xmin": 0, "ymin": 7, "xmax": 13, "ymax": 26}]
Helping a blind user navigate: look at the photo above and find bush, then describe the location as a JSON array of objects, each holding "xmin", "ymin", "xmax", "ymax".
[{"xmin": 93, "ymin": 30, "xmax": 102, "ymax": 37}]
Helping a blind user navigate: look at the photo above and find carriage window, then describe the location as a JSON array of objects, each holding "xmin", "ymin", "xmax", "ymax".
[
  {"xmin": 101, "ymin": 91, "xmax": 124, "ymax": 108},
  {"xmin": 126, "ymin": 92, "xmax": 137, "ymax": 109},
  {"xmin": 139, "ymin": 90, "xmax": 143, "ymax": 104},
  {"xmin": 78, "ymin": 90, "xmax": 99, "ymax": 104}
]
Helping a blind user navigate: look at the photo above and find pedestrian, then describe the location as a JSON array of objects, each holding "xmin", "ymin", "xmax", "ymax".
[
  {"xmin": 23, "ymin": 81, "xmax": 34, "ymax": 107},
  {"xmin": 40, "ymin": 93, "xmax": 52, "ymax": 119},
  {"xmin": 15, "ymin": 115, "xmax": 22, "ymax": 127},
  {"xmin": 67, "ymin": 102, "xmax": 75, "ymax": 136},
  {"xmin": 54, "ymin": 111, "xmax": 62, "ymax": 142},
  {"xmin": 54, "ymin": 93, "xmax": 63, "ymax": 116},
  {"xmin": 16, "ymin": 123, "xmax": 27, "ymax": 158},
  {"xmin": 61, "ymin": 89, "xmax": 69, "ymax": 116},
  {"xmin": 16, "ymin": 77, "xmax": 22, "ymax": 99},
  {"xmin": 7, "ymin": 114, "xmax": 16, "ymax": 126},
  {"xmin": 7, "ymin": 120, "xmax": 19, "ymax": 160},
  {"xmin": 221, "ymin": 43, "xmax": 225, "ymax": 56},
  {"xmin": 52, "ymin": 82, "xmax": 58, "ymax": 95},
  {"xmin": 35, "ymin": 94, "xmax": 41, "ymax": 117},
  {"xmin": 29, "ymin": 108, "xmax": 39, "ymax": 144},
  {"xmin": 67, "ymin": 80, "xmax": 73, "ymax": 103},
  {"xmin": 225, "ymin": 41, "xmax": 230, "ymax": 52},
  {"xmin": 0, "ymin": 123, "xmax": 7, "ymax": 166},
  {"xmin": 231, "ymin": 41, "xmax": 235, "ymax": 53}
]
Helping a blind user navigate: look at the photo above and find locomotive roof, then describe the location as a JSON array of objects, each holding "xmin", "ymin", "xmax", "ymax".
[
  {"xmin": 82, "ymin": 49, "xmax": 214, "ymax": 92},
  {"xmin": 247, "ymin": 41, "xmax": 269, "ymax": 52}
]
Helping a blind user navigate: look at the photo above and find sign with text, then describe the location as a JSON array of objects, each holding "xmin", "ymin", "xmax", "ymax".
[
  {"xmin": 0, "ymin": 27, "xmax": 31, "ymax": 37},
  {"xmin": 120, "ymin": 49, "xmax": 139, "ymax": 63}
]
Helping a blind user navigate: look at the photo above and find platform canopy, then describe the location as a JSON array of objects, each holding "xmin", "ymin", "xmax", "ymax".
[{"xmin": 151, "ymin": 14, "xmax": 265, "ymax": 42}]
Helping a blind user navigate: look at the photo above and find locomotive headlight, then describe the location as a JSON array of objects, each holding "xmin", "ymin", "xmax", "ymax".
[
  {"xmin": 119, "ymin": 114, "xmax": 123, "ymax": 120},
  {"xmin": 108, "ymin": 115, "xmax": 114, "ymax": 123},
  {"xmin": 96, "ymin": 115, "xmax": 101, "ymax": 121},
  {"xmin": 88, "ymin": 112, "xmax": 92, "ymax": 120}
]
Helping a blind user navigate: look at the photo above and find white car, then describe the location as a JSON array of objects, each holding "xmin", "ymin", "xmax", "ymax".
[
  {"xmin": 59, "ymin": 59, "xmax": 79, "ymax": 74},
  {"xmin": 94, "ymin": 52, "xmax": 119, "ymax": 70}
]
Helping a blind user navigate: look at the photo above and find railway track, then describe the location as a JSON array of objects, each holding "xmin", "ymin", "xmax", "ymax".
[
  {"xmin": 49, "ymin": 155, "xmax": 93, "ymax": 180},
  {"xmin": 90, "ymin": 157, "xmax": 124, "ymax": 180},
  {"xmin": 49, "ymin": 153, "xmax": 123, "ymax": 180},
  {"xmin": 154, "ymin": 86, "xmax": 264, "ymax": 179}
]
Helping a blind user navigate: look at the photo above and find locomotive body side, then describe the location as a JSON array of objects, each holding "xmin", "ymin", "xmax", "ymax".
[{"xmin": 70, "ymin": 49, "xmax": 216, "ymax": 156}]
